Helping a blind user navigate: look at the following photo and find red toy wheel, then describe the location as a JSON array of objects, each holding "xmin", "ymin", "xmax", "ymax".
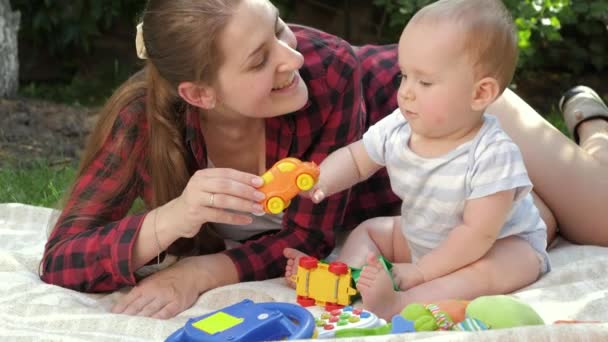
[
  {"xmin": 328, "ymin": 261, "xmax": 348, "ymax": 275},
  {"xmin": 296, "ymin": 296, "xmax": 316, "ymax": 307},
  {"xmin": 299, "ymin": 256, "xmax": 319, "ymax": 269}
]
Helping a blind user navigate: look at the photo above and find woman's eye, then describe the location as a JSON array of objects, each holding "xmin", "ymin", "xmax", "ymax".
[{"xmin": 253, "ymin": 57, "xmax": 267, "ymax": 70}]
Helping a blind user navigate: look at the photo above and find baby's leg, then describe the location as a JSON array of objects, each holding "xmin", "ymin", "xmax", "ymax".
[
  {"xmin": 356, "ymin": 253, "xmax": 404, "ymax": 320},
  {"xmin": 358, "ymin": 236, "xmax": 540, "ymax": 320},
  {"xmin": 283, "ymin": 216, "xmax": 407, "ymax": 288},
  {"xmin": 338, "ymin": 216, "xmax": 410, "ymax": 267}
]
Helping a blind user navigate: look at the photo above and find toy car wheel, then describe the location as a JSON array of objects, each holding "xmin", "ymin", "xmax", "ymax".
[
  {"xmin": 296, "ymin": 173, "xmax": 316, "ymax": 191},
  {"xmin": 299, "ymin": 256, "xmax": 319, "ymax": 269},
  {"xmin": 267, "ymin": 197, "xmax": 286, "ymax": 214},
  {"xmin": 328, "ymin": 262, "xmax": 349, "ymax": 275}
]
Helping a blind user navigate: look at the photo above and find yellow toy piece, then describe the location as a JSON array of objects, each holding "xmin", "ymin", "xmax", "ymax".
[{"xmin": 291, "ymin": 256, "xmax": 357, "ymax": 311}]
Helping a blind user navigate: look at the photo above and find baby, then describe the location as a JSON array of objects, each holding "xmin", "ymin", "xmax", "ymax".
[{"xmin": 284, "ymin": 0, "xmax": 549, "ymax": 320}]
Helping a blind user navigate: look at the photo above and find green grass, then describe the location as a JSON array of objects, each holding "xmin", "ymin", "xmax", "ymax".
[{"xmin": 0, "ymin": 160, "xmax": 76, "ymax": 207}]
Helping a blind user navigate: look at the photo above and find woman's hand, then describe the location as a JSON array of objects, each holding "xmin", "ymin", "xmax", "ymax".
[
  {"xmin": 171, "ymin": 168, "xmax": 266, "ymax": 238},
  {"xmin": 112, "ymin": 254, "xmax": 238, "ymax": 319},
  {"xmin": 391, "ymin": 263, "xmax": 426, "ymax": 291},
  {"xmin": 111, "ymin": 257, "xmax": 200, "ymax": 319}
]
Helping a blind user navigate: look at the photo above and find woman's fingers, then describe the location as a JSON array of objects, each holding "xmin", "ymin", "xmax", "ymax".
[
  {"xmin": 202, "ymin": 192, "xmax": 264, "ymax": 215},
  {"xmin": 151, "ymin": 301, "xmax": 181, "ymax": 320},
  {"xmin": 136, "ymin": 297, "xmax": 167, "ymax": 317},
  {"xmin": 197, "ymin": 176, "xmax": 265, "ymax": 202},
  {"xmin": 111, "ymin": 290, "xmax": 141, "ymax": 313},
  {"xmin": 194, "ymin": 168, "xmax": 263, "ymax": 188},
  {"xmin": 200, "ymin": 207, "xmax": 256, "ymax": 225},
  {"xmin": 115, "ymin": 293, "xmax": 155, "ymax": 316}
]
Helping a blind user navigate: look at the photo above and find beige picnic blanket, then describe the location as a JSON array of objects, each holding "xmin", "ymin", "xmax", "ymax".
[{"xmin": 1, "ymin": 203, "xmax": 607, "ymax": 341}]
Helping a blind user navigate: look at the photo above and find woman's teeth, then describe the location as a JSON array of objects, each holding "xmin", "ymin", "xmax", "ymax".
[{"xmin": 272, "ymin": 74, "xmax": 294, "ymax": 90}]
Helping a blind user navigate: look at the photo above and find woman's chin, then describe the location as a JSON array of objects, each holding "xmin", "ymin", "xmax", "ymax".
[{"xmin": 270, "ymin": 84, "xmax": 309, "ymax": 116}]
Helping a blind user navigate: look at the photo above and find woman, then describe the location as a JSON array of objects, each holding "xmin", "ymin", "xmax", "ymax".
[{"xmin": 41, "ymin": 0, "xmax": 608, "ymax": 319}]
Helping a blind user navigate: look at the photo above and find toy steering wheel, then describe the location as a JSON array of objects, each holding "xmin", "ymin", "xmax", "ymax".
[{"xmin": 165, "ymin": 299, "xmax": 315, "ymax": 342}]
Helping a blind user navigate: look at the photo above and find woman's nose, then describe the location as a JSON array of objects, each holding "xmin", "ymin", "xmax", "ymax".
[{"xmin": 276, "ymin": 40, "xmax": 304, "ymax": 73}]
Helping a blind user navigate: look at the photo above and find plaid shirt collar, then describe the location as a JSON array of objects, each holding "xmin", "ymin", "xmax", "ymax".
[{"xmin": 182, "ymin": 97, "xmax": 311, "ymax": 170}]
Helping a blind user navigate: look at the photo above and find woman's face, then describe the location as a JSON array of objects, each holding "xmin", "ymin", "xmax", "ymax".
[{"xmin": 213, "ymin": 0, "xmax": 309, "ymax": 119}]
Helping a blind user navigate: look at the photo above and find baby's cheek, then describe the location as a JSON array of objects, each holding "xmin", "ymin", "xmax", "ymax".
[{"xmin": 433, "ymin": 114, "xmax": 446, "ymax": 125}]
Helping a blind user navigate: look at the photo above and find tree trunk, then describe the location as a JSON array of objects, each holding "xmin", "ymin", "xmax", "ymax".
[{"xmin": 0, "ymin": 0, "xmax": 20, "ymax": 98}]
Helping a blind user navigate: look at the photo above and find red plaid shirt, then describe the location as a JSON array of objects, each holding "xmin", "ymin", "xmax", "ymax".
[{"xmin": 41, "ymin": 26, "xmax": 402, "ymax": 292}]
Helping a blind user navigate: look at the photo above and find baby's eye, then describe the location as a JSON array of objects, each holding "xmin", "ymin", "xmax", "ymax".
[{"xmin": 420, "ymin": 80, "xmax": 432, "ymax": 87}]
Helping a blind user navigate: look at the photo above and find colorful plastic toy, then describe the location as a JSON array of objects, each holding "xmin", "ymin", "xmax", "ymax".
[
  {"xmin": 400, "ymin": 295, "xmax": 544, "ymax": 332},
  {"xmin": 165, "ymin": 299, "xmax": 315, "ymax": 342},
  {"xmin": 258, "ymin": 157, "xmax": 320, "ymax": 214},
  {"xmin": 332, "ymin": 313, "xmax": 416, "ymax": 337},
  {"xmin": 291, "ymin": 256, "xmax": 357, "ymax": 310},
  {"xmin": 307, "ymin": 305, "xmax": 387, "ymax": 338}
]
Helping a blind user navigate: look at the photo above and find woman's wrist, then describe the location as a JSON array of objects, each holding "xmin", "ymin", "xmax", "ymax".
[
  {"xmin": 154, "ymin": 200, "xmax": 186, "ymax": 247},
  {"xmin": 181, "ymin": 254, "xmax": 239, "ymax": 294}
]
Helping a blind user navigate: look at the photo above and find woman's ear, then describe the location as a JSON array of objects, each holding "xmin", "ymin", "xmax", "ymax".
[
  {"xmin": 177, "ymin": 82, "xmax": 217, "ymax": 109},
  {"xmin": 471, "ymin": 77, "xmax": 500, "ymax": 111}
]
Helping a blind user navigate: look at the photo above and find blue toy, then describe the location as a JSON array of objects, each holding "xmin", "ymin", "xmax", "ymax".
[{"xmin": 165, "ymin": 299, "xmax": 316, "ymax": 342}]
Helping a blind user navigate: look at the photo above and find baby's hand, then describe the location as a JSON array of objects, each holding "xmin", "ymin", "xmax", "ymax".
[
  {"xmin": 300, "ymin": 186, "xmax": 326, "ymax": 203},
  {"xmin": 391, "ymin": 263, "xmax": 425, "ymax": 291}
]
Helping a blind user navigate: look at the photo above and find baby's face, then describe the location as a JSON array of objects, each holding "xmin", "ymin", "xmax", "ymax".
[{"xmin": 396, "ymin": 20, "xmax": 481, "ymax": 139}]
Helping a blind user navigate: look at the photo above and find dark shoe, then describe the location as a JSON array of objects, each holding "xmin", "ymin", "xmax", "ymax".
[{"xmin": 559, "ymin": 85, "xmax": 608, "ymax": 144}]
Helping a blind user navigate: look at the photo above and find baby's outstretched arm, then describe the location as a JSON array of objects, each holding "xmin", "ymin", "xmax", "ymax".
[
  {"xmin": 310, "ymin": 140, "xmax": 382, "ymax": 202},
  {"xmin": 415, "ymin": 189, "xmax": 516, "ymax": 282}
]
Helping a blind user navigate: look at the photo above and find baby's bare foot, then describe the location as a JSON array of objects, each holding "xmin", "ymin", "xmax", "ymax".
[
  {"xmin": 283, "ymin": 248, "xmax": 309, "ymax": 288},
  {"xmin": 356, "ymin": 253, "xmax": 402, "ymax": 320}
]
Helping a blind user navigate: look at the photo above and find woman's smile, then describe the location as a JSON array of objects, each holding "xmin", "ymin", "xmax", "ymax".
[{"xmin": 271, "ymin": 72, "xmax": 298, "ymax": 93}]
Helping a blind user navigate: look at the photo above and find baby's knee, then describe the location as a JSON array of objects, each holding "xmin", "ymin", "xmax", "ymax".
[{"xmin": 353, "ymin": 216, "xmax": 398, "ymax": 235}]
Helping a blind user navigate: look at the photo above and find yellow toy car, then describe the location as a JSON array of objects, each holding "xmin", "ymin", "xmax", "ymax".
[
  {"xmin": 258, "ymin": 157, "xmax": 320, "ymax": 214},
  {"xmin": 291, "ymin": 256, "xmax": 357, "ymax": 311}
]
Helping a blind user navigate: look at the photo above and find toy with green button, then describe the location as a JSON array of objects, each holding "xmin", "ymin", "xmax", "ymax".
[{"xmin": 334, "ymin": 295, "xmax": 545, "ymax": 337}]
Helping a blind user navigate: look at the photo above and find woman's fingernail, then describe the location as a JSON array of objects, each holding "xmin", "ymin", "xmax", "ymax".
[
  {"xmin": 254, "ymin": 191, "xmax": 265, "ymax": 200},
  {"xmin": 252, "ymin": 204, "xmax": 264, "ymax": 212},
  {"xmin": 252, "ymin": 177, "xmax": 264, "ymax": 186}
]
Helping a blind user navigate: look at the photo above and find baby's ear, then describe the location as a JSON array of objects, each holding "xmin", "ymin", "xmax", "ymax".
[{"xmin": 471, "ymin": 77, "xmax": 500, "ymax": 111}]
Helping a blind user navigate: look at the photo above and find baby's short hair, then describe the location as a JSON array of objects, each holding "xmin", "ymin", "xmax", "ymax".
[{"xmin": 412, "ymin": 0, "xmax": 518, "ymax": 92}]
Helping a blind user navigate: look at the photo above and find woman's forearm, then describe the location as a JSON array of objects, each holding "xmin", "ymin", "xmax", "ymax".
[{"xmin": 132, "ymin": 199, "xmax": 184, "ymax": 269}]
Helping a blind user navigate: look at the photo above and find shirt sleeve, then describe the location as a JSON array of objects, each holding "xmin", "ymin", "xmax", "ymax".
[
  {"xmin": 468, "ymin": 136, "xmax": 532, "ymax": 203},
  {"xmin": 40, "ymin": 98, "xmax": 148, "ymax": 292},
  {"xmin": 362, "ymin": 108, "xmax": 404, "ymax": 166},
  {"xmin": 223, "ymin": 32, "xmax": 364, "ymax": 281}
]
